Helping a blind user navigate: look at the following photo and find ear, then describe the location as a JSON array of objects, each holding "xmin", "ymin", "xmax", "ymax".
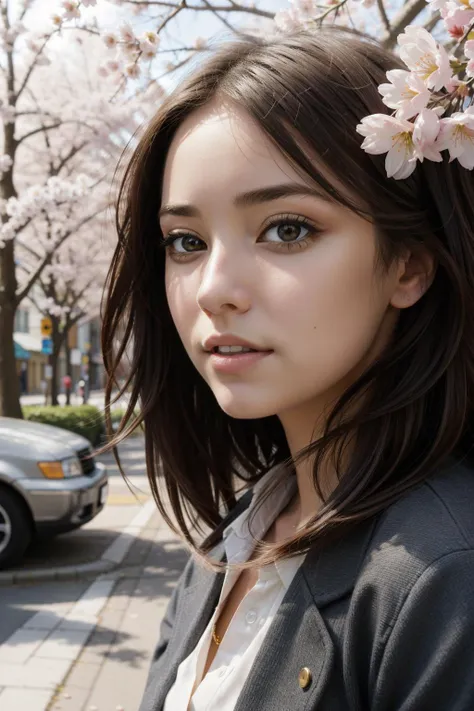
[{"xmin": 390, "ymin": 247, "xmax": 436, "ymax": 309}]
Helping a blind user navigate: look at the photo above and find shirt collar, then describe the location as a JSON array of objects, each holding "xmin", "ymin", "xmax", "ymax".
[{"xmin": 222, "ymin": 466, "xmax": 299, "ymax": 574}]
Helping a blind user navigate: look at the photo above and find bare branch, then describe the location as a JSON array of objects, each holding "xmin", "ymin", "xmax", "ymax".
[
  {"xmin": 380, "ymin": 0, "xmax": 427, "ymax": 49},
  {"xmin": 376, "ymin": 0, "xmax": 391, "ymax": 34},
  {"xmin": 120, "ymin": 0, "xmax": 274, "ymax": 19}
]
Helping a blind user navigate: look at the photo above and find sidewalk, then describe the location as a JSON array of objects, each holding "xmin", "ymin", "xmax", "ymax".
[
  {"xmin": 0, "ymin": 510, "xmax": 188, "ymax": 711},
  {"xmin": 49, "ymin": 513, "xmax": 188, "ymax": 711}
]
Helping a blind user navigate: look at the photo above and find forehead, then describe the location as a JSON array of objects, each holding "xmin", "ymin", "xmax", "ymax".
[{"xmin": 161, "ymin": 103, "xmax": 310, "ymax": 203}]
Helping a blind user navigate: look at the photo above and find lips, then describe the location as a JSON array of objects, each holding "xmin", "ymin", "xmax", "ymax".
[{"xmin": 203, "ymin": 334, "xmax": 269, "ymax": 353}]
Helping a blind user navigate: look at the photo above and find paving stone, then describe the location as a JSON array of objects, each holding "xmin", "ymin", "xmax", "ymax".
[
  {"xmin": 49, "ymin": 685, "xmax": 91, "ymax": 711},
  {"xmin": 0, "ymin": 687, "xmax": 51, "ymax": 711},
  {"xmin": 0, "ymin": 627, "xmax": 51, "ymax": 664},
  {"xmin": 61, "ymin": 660, "xmax": 101, "ymax": 690},
  {"xmin": 35, "ymin": 629, "xmax": 92, "ymax": 661},
  {"xmin": 0, "ymin": 657, "xmax": 72, "ymax": 689}
]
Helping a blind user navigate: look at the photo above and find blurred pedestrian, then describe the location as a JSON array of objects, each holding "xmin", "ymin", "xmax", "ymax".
[
  {"xmin": 102, "ymin": 29, "xmax": 474, "ymax": 711},
  {"xmin": 63, "ymin": 374, "xmax": 72, "ymax": 405}
]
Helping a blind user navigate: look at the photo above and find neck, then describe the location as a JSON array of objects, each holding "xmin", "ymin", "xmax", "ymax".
[{"xmin": 278, "ymin": 402, "xmax": 340, "ymax": 525}]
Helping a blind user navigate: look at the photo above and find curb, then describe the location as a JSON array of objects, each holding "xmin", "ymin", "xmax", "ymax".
[{"xmin": 0, "ymin": 499, "xmax": 157, "ymax": 587}]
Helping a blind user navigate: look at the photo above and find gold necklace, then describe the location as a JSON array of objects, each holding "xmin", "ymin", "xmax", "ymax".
[{"xmin": 212, "ymin": 623, "xmax": 222, "ymax": 646}]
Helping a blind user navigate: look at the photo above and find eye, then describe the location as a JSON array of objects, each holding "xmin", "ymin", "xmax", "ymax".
[
  {"xmin": 161, "ymin": 232, "xmax": 205, "ymax": 254},
  {"xmin": 258, "ymin": 215, "xmax": 318, "ymax": 250}
]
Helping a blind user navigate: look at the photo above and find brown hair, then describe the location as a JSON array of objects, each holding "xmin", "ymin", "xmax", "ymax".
[{"xmin": 101, "ymin": 27, "xmax": 474, "ymax": 565}]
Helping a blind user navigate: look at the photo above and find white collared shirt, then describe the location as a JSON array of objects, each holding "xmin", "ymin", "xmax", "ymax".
[{"xmin": 163, "ymin": 468, "xmax": 306, "ymax": 711}]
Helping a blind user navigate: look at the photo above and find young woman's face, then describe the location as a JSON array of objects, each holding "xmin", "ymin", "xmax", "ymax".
[{"xmin": 160, "ymin": 103, "xmax": 404, "ymax": 424}]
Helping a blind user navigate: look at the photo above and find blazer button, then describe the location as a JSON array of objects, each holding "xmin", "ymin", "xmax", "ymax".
[{"xmin": 299, "ymin": 667, "xmax": 312, "ymax": 689}]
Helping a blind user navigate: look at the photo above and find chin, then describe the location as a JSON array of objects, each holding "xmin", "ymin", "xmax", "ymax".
[{"xmin": 212, "ymin": 386, "xmax": 280, "ymax": 420}]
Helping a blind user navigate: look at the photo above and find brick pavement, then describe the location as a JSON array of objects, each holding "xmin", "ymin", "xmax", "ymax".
[{"xmin": 48, "ymin": 511, "xmax": 189, "ymax": 711}]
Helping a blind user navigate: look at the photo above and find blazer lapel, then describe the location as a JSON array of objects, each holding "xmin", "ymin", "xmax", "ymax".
[
  {"xmin": 235, "ymin": 570, "xmax": 334, "ymax": 711},
  {"xmin": 234, "ymin": 517, "xmax": 378, "ymax": 711}
]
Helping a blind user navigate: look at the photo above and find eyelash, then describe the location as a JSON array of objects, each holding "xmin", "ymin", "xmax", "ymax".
[{"xmin": 159, "ymin": 214, "xmax": 321, "ymax": 261}]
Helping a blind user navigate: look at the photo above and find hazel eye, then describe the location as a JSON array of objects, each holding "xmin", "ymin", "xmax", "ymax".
[
  {"xmin": 263, "ymin": 221, "xmax": 311, "ymax": 244},
  {"xmin": 167, "ymin": 233, "xmax": 205, "ymax": 253}
]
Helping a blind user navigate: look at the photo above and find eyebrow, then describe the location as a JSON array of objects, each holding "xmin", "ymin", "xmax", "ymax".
[{"xmin": 158, "ymin": 182, "xmax": 331, "ymax": 219}]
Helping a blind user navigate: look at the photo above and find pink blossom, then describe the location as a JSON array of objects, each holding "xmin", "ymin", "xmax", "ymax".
[
  {"xmin": 139, "ymin": 40, "xmax": 157, "ymax": 59},
  {"xmin": 61, "ymin": 0, "xmax": 80, "ymax": 21},
  {"xmin": 442, "ymin": 5, "xmax": 474, "ymax": 39},
  {"xmin": 378, "ymin": 69, "xmax": 431, "ymax": 119},
  {"xmin": 412, "ymin": 109, "xmax": 443, "ymax": 161},
  {"xmin": 435, "ymin": 107, "xmax": 474, "ymax": 169},
  {"xmin": 398, "ymin": 26, "xmax": 453, "ymax": 91},
  {"xmin": 124, "ymin": 63, "xmax": 141, "ymax": 79},
  {"xmin": 102, "ymin": 32, "xmax": 118, "ymax": 49},
  {"xmin": 143, "ymin": 31, "xmax": 159, "ymax": 47},
  {"xmin": 119, "ymin": 23, "xmax": 136, "ymax": 44},
  {"xmin": 357, "ymin": 112, "xmax": 442, "ymax": 179},
  {"xmin": 356, "ymin": 114, "xmax": 419, "ymax": 179}
]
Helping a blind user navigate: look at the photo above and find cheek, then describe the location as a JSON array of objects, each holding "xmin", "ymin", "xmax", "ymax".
[{"xmin": 273, "ymin": 243, "xmax": 392, "ymax": 378}]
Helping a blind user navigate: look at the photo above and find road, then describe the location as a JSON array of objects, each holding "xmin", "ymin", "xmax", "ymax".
[
  {"xmin": 0, "ymin": 436, "xmax": 188, "ymax": 711},
  {"xmin": 20, "ymin": 389, "xmax": 129, "ymax": 411}
]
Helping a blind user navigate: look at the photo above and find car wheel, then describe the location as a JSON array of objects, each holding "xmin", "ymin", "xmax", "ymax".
[{"xmin": 0, "ymin": 488, "xmax": 32, "ymax": 569}]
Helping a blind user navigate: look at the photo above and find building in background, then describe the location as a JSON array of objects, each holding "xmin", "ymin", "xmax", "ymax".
[
  {"xmin": 14, "ymin": 300, "xmax": 104, "ymax": 396},
  {"xmin": 14, "ymin": 302, "xmax": 47, "ymax": 394}
]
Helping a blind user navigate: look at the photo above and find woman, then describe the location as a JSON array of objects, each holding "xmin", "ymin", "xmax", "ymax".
[{"xmin": 102, "ymin": 27, "xmax": 474, "ymax": 711}]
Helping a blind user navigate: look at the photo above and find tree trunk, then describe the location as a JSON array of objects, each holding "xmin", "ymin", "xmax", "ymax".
[
  {"xmin": 65, "ymin": 333, "xmax": 72, "ymax": 406},
  {"xmin": 0, "ymin": 241, "xmax": 22, "ymax": 418},
  {"xmin": 50, "ymin": 316, "xmax": 61, "ymax": 406}
]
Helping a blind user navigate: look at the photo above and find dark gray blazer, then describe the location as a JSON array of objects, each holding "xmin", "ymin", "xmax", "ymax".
[{"xmin": 140, "ymin": 462, "xmax": 474, "ymax": 711}]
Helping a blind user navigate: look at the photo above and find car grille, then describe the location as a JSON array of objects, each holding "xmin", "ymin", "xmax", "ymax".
[{"xmin": 77, "ymin": 447, "xmax": 95, "ymax": 476}]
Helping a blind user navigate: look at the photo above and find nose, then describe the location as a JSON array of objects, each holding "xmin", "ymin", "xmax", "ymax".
[{"xmin": 196, "ymin": 241, "xmax": 252, "ymax": 317}]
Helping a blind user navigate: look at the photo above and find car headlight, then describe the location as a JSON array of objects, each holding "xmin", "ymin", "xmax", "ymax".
[
  {"xmin": 62, "ymin": 456, "xmax": 82, "ymax": 478},
  {"xmin": 38, "ymin": 456, "xmax": 82, "ymax": 479}
]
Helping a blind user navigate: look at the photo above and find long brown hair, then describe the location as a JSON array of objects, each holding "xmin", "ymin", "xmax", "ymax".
[{"xmin": 101, "ymin": 27, "xmax": 474, "ymax": 565}]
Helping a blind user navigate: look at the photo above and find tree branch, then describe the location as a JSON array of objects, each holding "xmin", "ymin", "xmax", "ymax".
[
  {"xmin": 120, "ymin": 0, "xmax": 274, "ymax": 18},
  {"xmin": 376, "ymin": 0, "xmax": 391, "ymax": 34},
  {"xmin": 380, "ymin": 0, "xmax": 427, "ymax": 49}
]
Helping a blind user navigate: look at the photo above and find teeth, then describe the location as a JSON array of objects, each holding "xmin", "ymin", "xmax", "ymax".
[{"xmin": 215, "ymin": 345, "xmax": 254, "ymax": 354}]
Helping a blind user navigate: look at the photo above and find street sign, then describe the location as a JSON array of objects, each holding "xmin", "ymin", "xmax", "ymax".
[
  {"xmin": 41, "ymin": 338, "xmax": 53, "ymax": 355},
  {"xmin": 40, "ymin": 317, "xmax": 52, "ymax": 337}
]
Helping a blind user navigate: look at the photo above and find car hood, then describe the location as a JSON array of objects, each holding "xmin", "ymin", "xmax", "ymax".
[{"xmin": 0, "ymin": 417, "xmax": 90, "ymax": 460}]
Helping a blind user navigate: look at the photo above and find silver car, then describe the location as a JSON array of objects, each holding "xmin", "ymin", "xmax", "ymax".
[{"xmin": 0, "ymin": 416, "xmax": 108, "ymax": 569}]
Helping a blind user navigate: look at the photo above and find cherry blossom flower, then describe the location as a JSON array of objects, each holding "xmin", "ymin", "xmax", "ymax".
[
  {"xmin": 102, "ymin": 32, "xmax": 118, "ymax": 49},
  {"xmin": 61, "ymin": 0, "xmax": 80, "ymax": 21},
  {"xmin": 398, "ymin": 26, "xmax": 453, "ymax": 91},
  {"xmin": 119, "ymin": 22, "xmax": 136, "ymax": 44},
  {"xmin": 435, "ymin": 107, "xmax": 474, "ymax": 169},
  {"xmin": 465, "ymin": 39, "xmax": 474, "ymax": 77},
  {"xmin": 124, "ymin": 63, "xmax": 141, "ymax": 79},
  {"xmin": 51, "ymin": 13, "xmax": 63, "ymax": 26},
  {"xmin": 441, "ymin": 5, "xmax": 474, "ymax": 39},
  {"xmin": 106, "ymin": 59, "xmax": 121, "ymax": 72},
  {"xmin": 97, "ymin": 64, "xmax": 109, "ymax": 78},
  {"xmin": 143, "ymin": 31, "xmax": 159, "ymax": 47},
  {"xmin": 356, "ymin": 112, "xmax": 442, "ymax": 179},
  {"xmin": 139, "ymin": 39, "xmax": 157, "ymax": 59},
  {"xmin": 412, "ymin": 109, "xmax": 443, "ymax": 159},
  {"xmin": 194, "ymin": 37, "xmax": 207, "ymax": 50},
  {"xmin": 378, "ymin": 69, "xmax": 431, "ymax": 119}
]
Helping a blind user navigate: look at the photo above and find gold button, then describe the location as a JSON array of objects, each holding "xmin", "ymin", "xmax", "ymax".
[{"xmin": 299, "ymin": 667, "xmax": 312, "ymax": 689}]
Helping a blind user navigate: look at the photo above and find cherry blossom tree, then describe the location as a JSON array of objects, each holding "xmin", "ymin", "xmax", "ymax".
[
  {"xmin": 0, "ymin": 0, "xmax": 140, "ymax": 418},
  {"xmin": 25, "ymin": 226, "xmax": 112, "ymax": 405}
]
